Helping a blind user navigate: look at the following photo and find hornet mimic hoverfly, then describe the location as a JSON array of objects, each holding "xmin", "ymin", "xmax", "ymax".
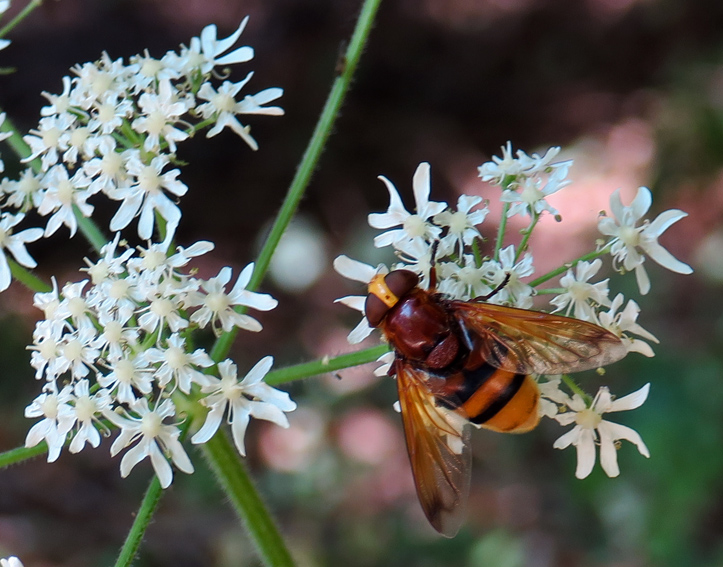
[{"xmin": 364, "ymin": 265, "xmax": 627, "ymax": 537}]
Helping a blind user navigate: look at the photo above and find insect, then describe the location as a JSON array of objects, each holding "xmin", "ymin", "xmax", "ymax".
[{"xmin": 364, "ymin": 267, "xmax": 627, "ymax": 537}]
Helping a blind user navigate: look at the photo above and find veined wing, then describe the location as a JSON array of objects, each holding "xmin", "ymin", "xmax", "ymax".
[
  {"xmin": 396, "ymin": 360, "xmax": 471, "ymax": 537},
  {"xmin": 451, "ymin": 300, "xmax": 627, "ymax": 375}
]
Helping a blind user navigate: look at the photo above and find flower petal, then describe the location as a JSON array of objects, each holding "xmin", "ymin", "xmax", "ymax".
[
  {"xmin": 574, "ymin": 428, "xmax": 597, "ymax": 479},
  {"xmin": 608, "ymin": 383, "xmax": 650, "ymax": 412},
  {"xmin": 600, "ymin": 420, "xmax": 650, "ymax": 458},
  {"xmin": 641, "ymin": 240, "xmax": 693, "ymax": 274},
  {"xmin": 333, "ymin": 255, "xmax": 377, "ymax": 284}
]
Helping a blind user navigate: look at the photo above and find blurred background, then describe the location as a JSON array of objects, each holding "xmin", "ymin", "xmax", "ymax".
[{"xmin": 0, "ymin": 0, "xmax": 721, "ymax": 565}]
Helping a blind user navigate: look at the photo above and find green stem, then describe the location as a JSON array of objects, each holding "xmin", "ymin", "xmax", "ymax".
[
  {"xmin": 113, "ymin": 420, "xmax": 192, "ymax": 567},
  {"xmin": 528, "ymin": 246, "xmax": 610, "ymax": 288},
  {"xmin": 0, "ymin": 0, "xmax": 43, "ymax": 39},
  {"xmin": 534, "ymin": 287, "xmax": 564, "ymax": 295},
  {"xmin": 265, "ymin": 344, "xmax": 390, "ymax": 386},
  {"xmin": 74, "ymin": 205, "xmax": 107, "ymax": 253},
  {"xmin": 515, "ymin": 214, "xmax": 540, "ymax": 262},
  {"xmin": 0, "ymin": 442, "xmax": 48, "ymax": 468},
  {"xmin": 471, "ymin": 238, "xmax": 483, "ymax": 268},
  {"xmin": 201, "ymin": 430, "xmax": 295, "ymax": 567},
  {"xmin": 210, "ymin": 0, "xmax": 383, "ymax": 364},
  {"xmin": 113, "ymin": 475, "xmax": 164, "ymax": 567},
  {"xmin": 8, "ymin": 257, "xmax": 51, "ymax": 292},
  {"xmin": 493, "ymin": 203, "xmax": 510, "ymax": 262},
  {"xmin": 561, "ymin": 374, "xmax": 592, "ymax": 406}
]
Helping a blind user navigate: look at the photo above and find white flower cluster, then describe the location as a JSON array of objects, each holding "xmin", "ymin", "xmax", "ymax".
[
  {"xmin": 0, "ymin": 18, "xmax": 283, "ymax": 291},
  {"xmin": 24, "ymin": 235, "xmax": 296, "ymax": 488},
  {"xmin": 335, "ymin": 146, "xmax": 693, "ymax": 479}
]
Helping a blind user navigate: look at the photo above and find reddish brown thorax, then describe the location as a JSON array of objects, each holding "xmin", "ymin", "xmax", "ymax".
[{"xmin": 365, "ymin": 270, "xmax": 461, "ymax": 370}]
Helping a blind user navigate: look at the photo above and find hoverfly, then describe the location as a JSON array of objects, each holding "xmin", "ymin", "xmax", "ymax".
[{"xmin": 364, "ymin": 266, "xmax": 627, "ymax": 537}]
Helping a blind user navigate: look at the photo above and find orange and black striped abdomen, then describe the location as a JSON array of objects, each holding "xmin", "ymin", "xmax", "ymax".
[{"xmin": 437, "ymin": 363, "xmax": 540, "ymax": 433}]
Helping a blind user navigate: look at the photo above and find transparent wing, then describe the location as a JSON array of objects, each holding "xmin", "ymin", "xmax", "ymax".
[
  {"xmin": 451, "ymin": 300, "xmax": 627, "ymax": 375},
  {"xmin": 396, "ymin": 360, "xmax": 471, "ymax": 537}
]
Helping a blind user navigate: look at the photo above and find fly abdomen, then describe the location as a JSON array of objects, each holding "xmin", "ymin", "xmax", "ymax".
[{"xmin": 458, "ymin": 365, "xmax": 540, "ymax": 433}]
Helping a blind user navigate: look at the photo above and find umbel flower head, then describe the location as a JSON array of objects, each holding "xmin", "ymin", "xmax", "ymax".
[
  {"xmin": 24, "ymin": 236, "xmax": 295, "ymax": 487},
  {"xmin": 0, "ymin": 18, "xmax": 284, "ymax": 292},
  {"xmin": 334, "ymin": 151, "xmax": 691, "ymax": 480}
]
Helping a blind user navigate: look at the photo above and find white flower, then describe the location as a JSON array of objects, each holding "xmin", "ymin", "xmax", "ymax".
[
  {"xmin": 0, "ymin": 557, "xmax": 25, "ymax": 567},
  {"xmin": 98, "ymin": 353, "xmax": 154, "ymax": 404},
  {"xmin": 22, "ymin": 114, "xmax": 74, "ymax": 170},
  {"xmin": 197, "ymin": 76, "xmax": 284, "ymax": 150},
  {"xmin": 0, "ymin": 212, "xmax": 43, "ymax": 291},
  {"xmin": 433, "ymin": 194, "xmax": 488, "ymax": 257},
  {"xmin": 144, "ymin": 334, "xmax": 214, "ymax": 393},
  {"xmin": 186, "ymin": 264, "xmax": 278, "ymax": 334},
  {"xmin": 24, "ymin": 383, "xmax": 76, "ymax": 462},
  {"xmin": 2, "ymin": 168, "xmax": 44, "ymax": 210},
  {"xmin": 69, "ymin": 379, "xmax": 111, "ymax": 453},
  {"xmin": 549, "ymin": 259, "xmax": 611, "ymax": 321},
  {"xmin": 196, "ymin": 18, "xmax": 255, "ymax": 74},
  {"xmin": 598, "ymin": 187, "xmax": 692, "ymax": 294},
  {"xmin": 368, "ymin": 162, "xmax": 447, "ymax": 249},
  {"xmin": 553, "ymin": 384, "xmax": 650, "ymax": 479},
  {"xmin": 108, "ymin": 153, "xmax": 187, "ymax": 241},
  {"xmin": 191, "ymin": 357, "xmax": 297, "ymax": 456},
  {"xmin": 394, "ymin": 238, "xmax": 435, "ymax": 287},
  {"xmin": 478, "ymin": 142, "xmax": 565, "ymax": 186},
  {"xmin": 537, "ymin": 376, "xmax": 568, "ymax": 418},
  {"xmin": 52, "ymin": 325, "xmax": 101, "ymax": 380},
  {"xmin": 499, "ymin": 163, "xmax": 570, "ymax": 219},
  {"xmin": 106, "ymin": 398, "xmax": 194, "ymax": 489},
  {"xmin": 137, "ymin": 282, "xmax": 189, "ymax": 335},
  {"xmin": 54, "ymin": 280, "xmax": 95, "ymax": 329},
  {"xmin": 29, "ymin": 320, "xmax": 64, "ymax": 381},
  {"xmin": 481, "ymin": 245, "xmax": 534, "ymax": 308},
  {"xmin": 131, "ymin": 78, "xmax": 191, "ymax": 152},
  {"xmin": 597, "ymin": 293, "xmax": 659, "ymax": 357},
  {"xmin": 37, "ymin": 164, "xmax": 94, "ymax": 237}
]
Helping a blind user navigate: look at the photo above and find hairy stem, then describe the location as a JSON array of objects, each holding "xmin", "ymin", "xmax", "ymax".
[{"xmin": 210, "ymin": 0, "xmax": 383, "ymax": 363}]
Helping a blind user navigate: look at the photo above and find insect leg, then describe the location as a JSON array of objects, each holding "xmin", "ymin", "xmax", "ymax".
[
  {"xmin": 472, "ymin": 272, "xmax": 511, "ymax": 302},
  {"xmin": 428, "ymin": 239, "xmax": 440, "ymax": 290}
]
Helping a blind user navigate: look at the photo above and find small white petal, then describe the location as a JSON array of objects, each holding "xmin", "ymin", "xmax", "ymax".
[
  {"xmin": 600, "ymin": 420, "xmax": 650, "ymax": 459},
  {"xmin": 608, "ymin": 383, "xmax": 650, "ymax": 412},
  {"xmin": 333, "ymin": 255, "xmax": 377, "ymax": 283},
  {"xmin": 574, "ymin": 428, "xmax": 597, "ymax": 479}
]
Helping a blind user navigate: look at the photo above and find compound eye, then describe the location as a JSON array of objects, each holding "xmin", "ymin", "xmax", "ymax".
[
  {"xmin": 364, "ymin": 293, "xmax": 388, "ymax": 327},
  {"xmin": 385, "ymin": 270, "xmax": 419, "ymax": 298}
]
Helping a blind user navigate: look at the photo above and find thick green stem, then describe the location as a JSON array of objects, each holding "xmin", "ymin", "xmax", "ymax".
[
  {"xmin": 0, "ymin": 442, "xmax": 48, "ymax": 468},
  {"xmin": 201, "ymin": 430, "xmax": 294, "ymax": 567},
  {"xmin": 210, "ymin": 0, "xmax": 383, "ymax": 364},
  {"xmin": 74, "ymin": 205, "xmax": 107, "ymax": 253},
  {"xmin": 113, "ymin": 476, "xmax": 164, "ymax": 567},
  {"xmin": 8, "ymin": 257, "xmax": 51, "ymax": 293},
  {"xmin": 265, "ymin": 344, "xmax": 389, "ymax": 386}
]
